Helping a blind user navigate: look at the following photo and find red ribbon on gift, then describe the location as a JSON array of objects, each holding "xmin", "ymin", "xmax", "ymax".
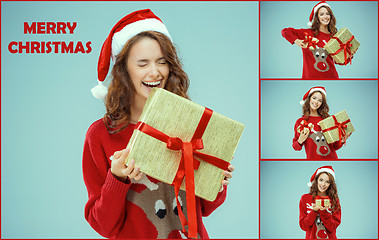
[
  {"xmin": 135, "ymin": 107, "xmax": 230, "ymax": 238},
  {"xmin": 315, "ymin": 196, "xmax": 332, "ymax": 208},
  {"xmin": 303, "ymin": 32, "xmax": 318, "ymax": 50},
  {"xmin": 322, "ymin": 115, "xmax": 350, "ymax": 144},
  {"xmin": 297, "ymin": 119, "xmax": 314, "ymax": 133},
  {"xmin": 329, "ymin": 35, "xmax": 355, "ymax": 65}
]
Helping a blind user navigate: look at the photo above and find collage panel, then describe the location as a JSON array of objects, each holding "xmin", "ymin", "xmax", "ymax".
[
  {"xmin": 1, "ymin": 1, "xmax": 259, "ymax": 239},
  {"xmin": 260, "ymin": 1, "xmax": 378, "ymax": 79},
  {"xmin": 260, "ymin": 160, "xmax": 378, "ymax": 239},
  {"xmin": 261, "ymin": 80, "xmax": 378, "ymax": 159}
]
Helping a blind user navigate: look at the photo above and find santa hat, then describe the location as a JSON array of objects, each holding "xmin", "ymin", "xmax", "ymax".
[
  {"xmin": 308, "ymin": 1, "xmax": 331, "ymax": 27},
  {"xmin": 91, "ymin": 9, "xmax": 172, "ymax": 99},
  {"xmin": 300, "ymin": 86, "xmax": 326, "ymax": 105},
  {"xmin": 307, "ymin": 165, "xmax": 335, "ymax": 187}
]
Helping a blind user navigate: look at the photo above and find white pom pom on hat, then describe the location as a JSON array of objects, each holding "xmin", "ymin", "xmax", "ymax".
[
  {"xmin": 308, "ymin": 1, "xmax": 330, "ymax": 27},
  {"xmin": 92, "ymin": 9, "xmax": 172, "ymax": 99},
  {"xmin": 300, "ymin": 86, "xmax": 326, "ymax": 105},
  {"xmin": 307, "ymin": 165, "xmax": 336, "ymax": 187}
]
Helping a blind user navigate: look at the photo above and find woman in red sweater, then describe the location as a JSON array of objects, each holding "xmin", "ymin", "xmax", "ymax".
[
  {"xmin": 299, "ymin": 165, "xmax": 341, "ymax": 239},
  {"xmin": 282, "ymin": 1, "xmax": 344, "ymax": 79},
  {"xmin": 83, "ymin": 9, "xmax": 234, "ymax": 239},
  {"xmin": 292, "ymin": 86, "xmax": 350, "ymax": 159}
]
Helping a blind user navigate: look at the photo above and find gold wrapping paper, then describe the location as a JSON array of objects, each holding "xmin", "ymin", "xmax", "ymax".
[
  {"xmin": 125, "ymin": 88, "xmax": 245, "ymax": 201},
  {"xmin": 324, "ymin": 199, "xmax": 330, "ymax": 207},
  {"xmin": 318, "ymin": 110, "xmax": 355, "ymax": 144},
  {"xmin": 324, "ymin": 27, "xmax": 360, "ymax": 64}
]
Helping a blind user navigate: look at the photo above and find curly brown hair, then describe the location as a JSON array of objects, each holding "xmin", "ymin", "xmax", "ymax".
[
  {"xmin": 302, "ymin": 91, "xmax": 330, "ymax": 120},
  {"xmin": 309, "ymin": 172, "xmax": 340, "ymax": 211},
  {"xmin": 311, "ymin": 6, "xmax": 337, "ymax": 37},
  {"xmin": 103, "ymin": 31, "xmax": 190, "ymax": 133}
]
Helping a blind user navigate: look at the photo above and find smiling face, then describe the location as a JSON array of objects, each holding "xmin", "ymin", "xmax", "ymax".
[
  {"xmin": 127, "ymin": 37, "xmax": 169, "ymax": 105},
  {"xmin": 317, "ymin": 173, "xmax": 331, "ymax": 195},
  {"xmin": 309, "ymin": 91, "xmax": 323, "ymax": 111},
  {"xmin": 317, "ymin": 7, "xmax": 331, "ymax": 27}
]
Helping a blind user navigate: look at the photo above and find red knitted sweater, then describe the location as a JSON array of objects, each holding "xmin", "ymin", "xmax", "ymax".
[
  {"xmin": 293, "ymin": 116, "xmax": 343, "ymax": 159},
  {"xmin": 82, "ymin": 119, "xmax": 227, "ymax": 238},
  {"xmin": 281, "ymin": 28, "xmax": 339, "ymax": 79},
  {"xmin": 299, "ymin": 194, "xmax": 341, "ymax": 239}
]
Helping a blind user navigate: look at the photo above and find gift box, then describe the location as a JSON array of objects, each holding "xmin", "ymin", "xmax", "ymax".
[
  {"xmin": 315, "ymin": 196, "xmax": 331, "ymax": 208},
  {"xmin": 303, "ymin": 32, "xmax": 319, "ymax": 50},
  {"xmin": 318, "ymin": 110, "xmax": 355, "ymax": 144},
  {"xmin": 324, "ymin": 27, "xmax": 360, "ymax": 65},
  {"xmin": 125, "ymin": 88, "xmax": 244, "ymax": 201},
  {"xmin": 297, "ymin": 119, "xmax": 314, "ymax": 134}
]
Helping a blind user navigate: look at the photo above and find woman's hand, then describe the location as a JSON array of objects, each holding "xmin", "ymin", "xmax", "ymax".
[
  {"xmin": 219, "ymin": 164, "xmax": 235, "ymax": 192},
  {"xmin": 298, "ymin": 128, "xmax": 310, "ymax": 144},
  {"xmin": 341, "ymin": 132, "xmax": 352, "ymax": 144},
  {"xmin": 294, "ymin": 39, "xmax": 306, "ymax": 48},
  {"xmin": 352, "ymin": 47, "xmax": 359, "ymax": 55},
  {"xmin": 311, "ymin": 203, "xmax": 322, "ymax": 212},
  {"xmin": 110, "ymin": 148, "xmax": 144, "ymax": 182}
]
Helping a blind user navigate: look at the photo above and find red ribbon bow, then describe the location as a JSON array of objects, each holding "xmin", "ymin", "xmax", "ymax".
[
  {"xmin": 303, "ymin": 33, "xmax": 318, "ymax": 50},
  {"xmin": 297, "ymin": 119, "xmax": 313, "ymax": 133},
  {"xmin": 330, "ymin": 35, "xmax": 354, "ymax": 65},
  {"xmin": 322, "ymin": 115, "xmax": 350, "ymax": 144},
  {"xmin": 135, "ymin": 107, "xmax": 229, "ymax": 238}
]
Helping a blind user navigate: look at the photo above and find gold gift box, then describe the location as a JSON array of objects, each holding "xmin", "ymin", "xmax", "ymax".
[
  {"xmin": 315, "ymin": 199, "xmax": 322, "ymax": 207},
  {"xmin": 324, "ymin": 27, "xmax": 360, "ymax": 64},
  {"xmin": 318, "ymin": 110, "xmax": 355, "ymax": 144},
  {"xmin": 125, "ymin": 88, "xmax": 244, "ymax": 201},
  {"xmin": 316, "ymin": 198, "xmax": 330, "ymax": 207}
]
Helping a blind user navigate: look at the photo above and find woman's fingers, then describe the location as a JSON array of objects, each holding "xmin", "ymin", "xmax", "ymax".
[
  {"xmin": 228, "ymin": 164, "xmax": 235, "ymax": 173},
  {"xmin": 224, "ymin": 170, "xmax": 233, "ymax": 180},
  {"xmin": 134, "ymin": 172, "xmax": 144, "ymax": 181},
  {"xmin": 222, "ymin": 179, "xmax": 229, "ymax": 186}
]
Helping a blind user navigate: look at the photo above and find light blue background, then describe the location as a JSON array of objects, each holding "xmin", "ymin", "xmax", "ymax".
[
  {"xmin": 1, "ymin": 1, "xmax": 258, "ymax": 238},
  {"xmin": 261, "ymin": 80, "xmax": 378, "ymax": 159},
  {"xmin": 260, "ymin": 1, "xmax": 378, "ymax": 78},
  {"xmin": 260, "ymin": 161, "xmax": 378, "ymax": 239}
]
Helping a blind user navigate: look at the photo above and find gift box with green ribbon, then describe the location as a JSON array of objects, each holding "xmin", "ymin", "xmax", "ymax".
[
  {"xmin": 318, "ymin": 110, "xmax": 355, "ymax": 144},
  {"xmin": 124, "ymin": 88, "xmax": 244, "ymax": 238},
  {"xmin": 324, "ymin": 27, "xmax": 360, "ymax": 65}
]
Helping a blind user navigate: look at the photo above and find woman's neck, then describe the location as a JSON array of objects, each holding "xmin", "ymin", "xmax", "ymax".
[
  {"xmin": 319, "ymin": 25, "xmax": 330, "ymax": 34},
  {"xmin": 317, "ymin": 191, "xmax": 327, "ymax": 197},
  {"xmin": 130, "ymin": 97, "xmax": 147, "ymax": 124},
  {"xmin": 309, "ymin": 109, "xmax": 320, "ymax": 117}
]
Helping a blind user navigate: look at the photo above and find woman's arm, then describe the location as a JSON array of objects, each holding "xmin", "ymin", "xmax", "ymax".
[
  {"xmin": 319, "ymin": 207, "xmax": 341, "ymax": 232},
  {"xmin": 82, "ymin": 127, "xmax": 131, "ymax": 238},
  {"xmin": 200, "ymin": 164, "xmax": 233, "ymax": 216},
  {"xmin": 281, "ymin": 27, "xmax": 308, "ymax": 45},
  {"xmin": 332, "ymin": 132, "xmax": 352, "ymax": 150},
  {"xmin": 299, "ymin": 196, "xmax": 318, "ymax": 231},
  {"xmin": 293, "ymin": 120, "xmax": 309, "ymax": 151},
  {"xmin": 200, "ymin": 185, "xmax": 227, "ymax": 217}
]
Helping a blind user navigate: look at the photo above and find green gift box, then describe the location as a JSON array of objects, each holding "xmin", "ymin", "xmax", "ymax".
[
  {"xmin": 324, "ymin": 27, "xmax": 360, "ymax": 65},
  {"xmin": 318, "ymin": 110, "xmax": 355, "ymax": 144},
  {"xmin": 125, "ymin": 88, "xmax": 244, "ymax": 201}
]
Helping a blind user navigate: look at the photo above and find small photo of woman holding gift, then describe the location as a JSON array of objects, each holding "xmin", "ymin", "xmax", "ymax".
[
  {"xmin": 293, "ymin": 86, "xmax": 352, "ymax": 159},
  {"xmin": 82, "ymin": 9, "xmax": 235, "ymax": 239},
  {"xmin": 299, "ymin": 165, "xmax": 341, "ymax": 239},
  {"xmin": 281, "ymin": 1, "xmax": 358, "ymax": 79}
]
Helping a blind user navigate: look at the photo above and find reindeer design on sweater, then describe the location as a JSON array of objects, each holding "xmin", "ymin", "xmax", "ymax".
[
  {"xmin": 311, "ymin": 46, "xmax": 330, "ymax": 72},
  {"xmin": 309, "ymin": 129, "xmax": 331, "ymax": 157},
  {"xmin": 306, "ymin": 203, "xmax": 329, "ymax": 239},
  {"xmin": 128, "ymin": 175, "xmax": 194, "ymax": 239}
]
